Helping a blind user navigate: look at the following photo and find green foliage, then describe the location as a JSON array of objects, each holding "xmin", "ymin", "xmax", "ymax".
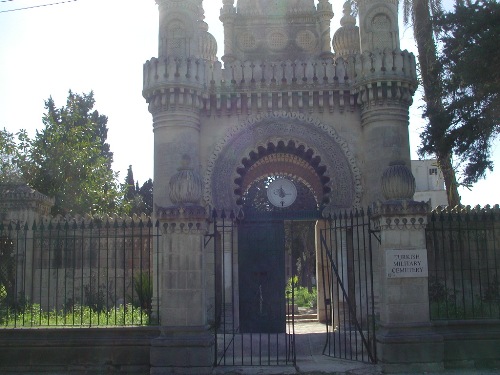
[
  {"xmin": 286, "ymin": 276, "xmax": 317, "ymax": 308},
  {"xmin": 294, "ymin": 286, "xmax": 317, "ymax": 308},
  {"xmin": 483, "ymin": 277, "xmax": 500, "ymax": 303},
  {"xmin": 122, "ymin": 165, "xmax": 154, "ymax": 216},
  {"xmin": 2, "ymin": 91, "xmax": 154, "ymax": 215},
  {"xmin": 139, "ymin": 179, "xmax": 154, "ymax": 215},
  {"xmin": 25, "ymin": 91, "xmax": 125, "ymax": 215},
  {"xmin": 398, "ymin": 0, "xmax": 462, "ymax": 206},
  {"xmin": 429, "ymin": 278, "xmax": 500, "ymax": 320},
  {"xmin": 0, "ymin": 303, "xmax": 150, "ymax": 327},
  {"xmin": 426, "ymin": 0, "xmax": 500, "ymax": 185},
  {"xmin": 129, "ymin": 272, "xmax": 153, "ymax": 316},
  {"xmin": 0, "ymin": 128, "xmax": 31, "ymax": 184},
  {"xmin": 0, "ymin": 236, "xmax": 15, "ymax": 308},
  {"xmin": 124, "ymin": 165, "xmax": 136, "ymax": 201},
  {"xmin": 83, "ymin": 283, "xmax": 108, "ymax": 313}
]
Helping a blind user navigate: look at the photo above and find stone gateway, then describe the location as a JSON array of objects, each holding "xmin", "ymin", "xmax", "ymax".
[{"xmin": 143, "ymin": 0, "xmax": 429, "ymax": 373}]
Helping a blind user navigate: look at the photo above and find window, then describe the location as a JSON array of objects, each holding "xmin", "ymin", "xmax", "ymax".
[{"xmin": 429, "ymin": 168, "xmax": 438, "ymax": 176}]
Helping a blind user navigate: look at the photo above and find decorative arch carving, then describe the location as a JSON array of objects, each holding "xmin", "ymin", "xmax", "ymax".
[
  {"xmin": 363, "ymin": 5, "xmax": 398, "ymax": 51},
  {"xmin": 234, "ymin": 141, "xmax": 330, "ymax": 206},
  {"xmin": 167, "ymin": 19, "xmax": 188, "ymax": 56},
  {"xmin": 204, "ymin": 112, "xmax": 363, "ymax": 211}
]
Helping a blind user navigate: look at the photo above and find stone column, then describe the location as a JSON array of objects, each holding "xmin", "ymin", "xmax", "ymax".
[
  {"xmin": 317, "ymin": 0, "xmax": 334, "ymax": 58},
  {"xmin": 150, "ymin": 162, "xmax": 214, "ymax": 374},
  {"xmin": 220, "ymin": 0, "xmax": 237, "ymax": 64},
  {"xmin": 372, "ymin": 162, "xmax": 444, "ymax": 373}
]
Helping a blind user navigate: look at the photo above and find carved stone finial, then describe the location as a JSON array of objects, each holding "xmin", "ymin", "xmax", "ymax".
[
  {"xmin": 381, "ymin": 161, "xmax": 416, "ymax": 201},
  {"xmin": 169, "ymin": 155, "xmax": 204, "ymax": 206},
  {"xmin": 340, "ymin": 1, "xmax": 356, "ymax": 27},
  {"xmin": 332, "ymin": 1, "xmax": 360, "ymax": 57}
]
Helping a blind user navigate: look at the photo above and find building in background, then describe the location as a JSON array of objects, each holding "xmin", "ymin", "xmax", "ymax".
[{"xmin": 412, "ymin": 159, "xmax": 448, "ymax": 208}]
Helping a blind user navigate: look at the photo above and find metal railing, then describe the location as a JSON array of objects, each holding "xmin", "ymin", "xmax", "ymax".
[
  {"xmin": 0, "ymin": 217, "xmax": 160, "ymax": 327},
  {"xmin": 208, "ymin": 209, "xmax": 296, "ymax": 367},
  {"xmin": 319, "ymin": 209, "xmax": 377, "ymax": 363},
  {"xmin": 426, "ymin": 207, "xmax": 500, "ymax": 320}
]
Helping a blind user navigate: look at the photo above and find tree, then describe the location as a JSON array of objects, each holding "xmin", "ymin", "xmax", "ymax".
[
  {"xmin": 400, "ymin": 0, "xmax": 462, "ymax": 207},
  {"xmin": 139, "ymin": 179, "xmax": 154, "ymax": 216},
  {"xmin": 124, "ymin": 165, "xmax": 136, "ymax": 201},
  {"xmin": 425, "ymin": 0, "xmax": 500, "ymax": 185},
  {"xmin": 27, "ymin": 91, "xmax": 123, "ymax": 215},
  {"xmin": 0, "ymin": 128, "xmax": 30, "ymax": 184},
  {"xmin": 122, "ymin": 165, "xmax": 154, "ymax": 216}
]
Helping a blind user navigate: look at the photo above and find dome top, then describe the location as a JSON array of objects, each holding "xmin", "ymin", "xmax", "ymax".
[
  {"xmin": 200, "ymin": 25, "xmax": 218, "ymax": 61},
  {"xmin": 332, "ymin": 1, "xmax": 360, "ymax": 57},
  {"xmin": 236, "ymin": 0, "xmax": 315, "ymax": 16},
  {"xmin": 198, "ymin": 8, "xmax": 217, "ymax": 62}
]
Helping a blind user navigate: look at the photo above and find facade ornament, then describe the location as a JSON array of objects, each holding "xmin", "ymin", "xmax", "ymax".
[
  {"xmin": 198, "ymin": 5, "xmax": 218, "ymax": 62},
  {"xmin": 332, "ymin": 1, "xmax": 360, "ymax": 57},
  {"xmin": 381, "ymin": 160, "xmax": 416, "ymax": 201},
  {"xmin": 168, "ymin": 154, "xmax": 204, "ymax": 206}
]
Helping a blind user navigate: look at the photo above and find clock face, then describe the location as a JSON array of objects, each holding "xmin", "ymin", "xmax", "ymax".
[{"xmin": 266, "ymin": 178, "xmax": 297, "ymax": 208}]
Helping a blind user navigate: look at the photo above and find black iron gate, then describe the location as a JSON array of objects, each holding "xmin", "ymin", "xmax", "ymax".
[
  {"xmin": 319, "ymin": 209, "xmax": 377, "ymax": 363},
  {"xmin": 208, "ymin": 208, "xmax": 376, "ymax": 367},
  {"xmin": 208, "ymin": 209, "xmax": 299, "ymax": 367},
  {"xmin": 238, "ymin": 220, "xmax": 286, "ymax": 334}
]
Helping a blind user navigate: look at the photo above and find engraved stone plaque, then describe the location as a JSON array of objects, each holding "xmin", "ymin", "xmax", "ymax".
[{"xmin": 386, "ymin": 249, "xmax": 428, "ymax": 279}]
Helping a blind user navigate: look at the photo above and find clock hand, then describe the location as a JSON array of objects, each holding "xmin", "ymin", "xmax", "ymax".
[{"xmin": 274, "ymin": 186, "xmax": 290, "ymax": 198}]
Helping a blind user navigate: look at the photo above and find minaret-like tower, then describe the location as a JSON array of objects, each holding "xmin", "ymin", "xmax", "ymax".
[
  {"xmin": 356, "ymin": 0, "xmax": 417, "ymax": 200},
  {"xmin": 144, "ymin": 0, "xmax": 218, "ymax": 210},
  {"xmin": 144, "ymin": 2, "xmax": 218, "ymax": 372}
]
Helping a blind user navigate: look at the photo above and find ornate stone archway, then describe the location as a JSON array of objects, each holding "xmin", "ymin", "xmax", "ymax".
[{"xmin": 204, "ymin": 112, "xmax": 362, "ymax": 212}]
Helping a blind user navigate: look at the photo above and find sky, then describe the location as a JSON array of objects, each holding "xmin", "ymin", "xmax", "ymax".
[{"xmin": 0, "ymin": 0, "xmax": 498, "ymax": 206}]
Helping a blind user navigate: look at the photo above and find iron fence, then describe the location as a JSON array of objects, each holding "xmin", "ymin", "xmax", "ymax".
[
  {"xmin": 426, "ymin": 207, "xmax": 500, "ymax": 320},
  {"xmin": 319, "ymin": 209, "xmax": 377, "ymax": 363},
  {"xmin": 0, "ymin": 216, "xmax": 160, "ymax": 327},
  {"xmin": 208, "ymin": 209, "xmax": 297, "ymax": 367}
]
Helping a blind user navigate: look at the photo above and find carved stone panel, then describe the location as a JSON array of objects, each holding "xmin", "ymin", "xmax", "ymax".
[{"xmin": 204, "ymin": 112, "xmax": 362, "ymax": 211}]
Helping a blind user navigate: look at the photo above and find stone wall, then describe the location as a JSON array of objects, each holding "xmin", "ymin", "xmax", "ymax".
[{"xmin": 0, "ymin": 327, "xmax": 159, "ymax": 374}]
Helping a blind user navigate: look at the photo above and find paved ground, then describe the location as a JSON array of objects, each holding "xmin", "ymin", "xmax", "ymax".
[{"xmin": 214, "ymin": 321, "xmax": 500, "ymax": 375}]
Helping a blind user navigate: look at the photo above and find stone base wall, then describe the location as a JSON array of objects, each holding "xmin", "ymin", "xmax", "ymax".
[
  {"xmin": 0, "ymin": 327, "xmax": 159, "ymax": 374},
  {"xmin": 435, "ymin": 320, "xmax": 500, "ymax": 369}
]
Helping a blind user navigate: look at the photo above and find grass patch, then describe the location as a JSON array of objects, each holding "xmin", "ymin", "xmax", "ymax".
[{"xmin": 0, "ymin": 303, "xmax": 153, "ymax": 327}]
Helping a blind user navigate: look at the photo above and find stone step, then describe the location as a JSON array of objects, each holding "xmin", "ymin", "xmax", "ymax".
[
  {"xmin": 290, "ymin": 313, "xmax": 317, "ymax": 319},
  {"xmin": 287, "ymin": 317, "xmax": 318, "ymax": 323}
]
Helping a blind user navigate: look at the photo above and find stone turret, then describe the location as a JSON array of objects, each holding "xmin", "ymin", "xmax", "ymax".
[
  {"xmin": 356, "ymin": 0, "xmax": 418, "ymax": 201},
  {"xmin": 145, "ymin": 0, "xmax": 217, "ymax": 210}
]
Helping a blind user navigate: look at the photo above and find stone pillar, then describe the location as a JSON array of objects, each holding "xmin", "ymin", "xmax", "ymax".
[
  {"xmin": 372, "ymin": 163, "xmax": 444, "ymax": 373},
  {"xmin": 150, "ymin": 162, "xmax": 214, "ymax": 374},
  {"xmin": 356, "ymin": 0, "xmax": 416, "ymax": 204},
  {"xmin": 317, "ymin": 0, "xmax": 334, "ymax": 58},
  {"xmin": 220, "ymin": 0, "xmax": 236, "ymax": 64}
]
